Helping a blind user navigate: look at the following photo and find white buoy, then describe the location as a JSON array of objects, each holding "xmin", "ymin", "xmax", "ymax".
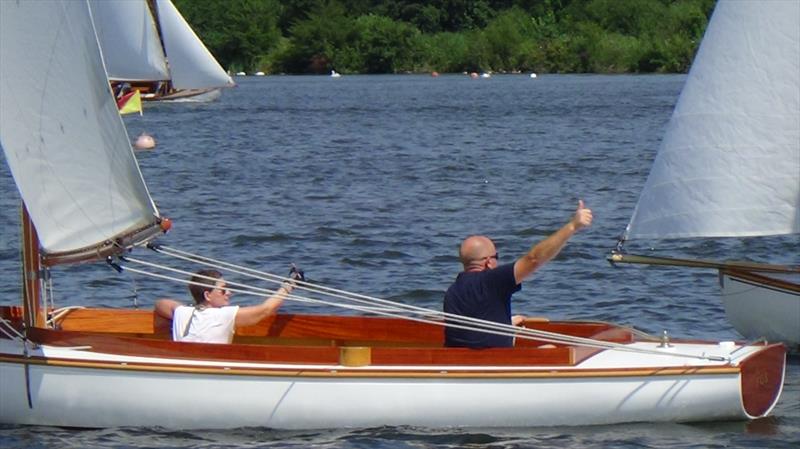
[
  {"xmin": 133, "ymin": 133, "xmax": 156, "ymax": 150},
  {"xmin": 530, "ymin": 73, "xmax": 538, "ymax": 78}
]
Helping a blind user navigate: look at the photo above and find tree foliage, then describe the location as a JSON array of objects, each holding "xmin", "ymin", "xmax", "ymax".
[{"xmin": 172, "ymin": 0, "xmax": 717, "ymax": 74}]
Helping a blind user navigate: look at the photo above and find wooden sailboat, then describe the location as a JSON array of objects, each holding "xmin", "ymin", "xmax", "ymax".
[
  {"xmin": 610, "ymin": 0, "xmax": 800, "ymax": 351},
  {"xmin": 0, "ymin": 0, "xmax": 788, "ymax": 429},
  {"xmin": 90, "ymin": 0, "xmax": 234, "ymax": 102}
]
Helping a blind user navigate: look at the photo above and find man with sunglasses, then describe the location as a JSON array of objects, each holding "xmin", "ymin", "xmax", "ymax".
[
  {"xmin": 444, "ymin": 200, "xmax": 593, "ymax": 348},
  {"xmin": 154, "ymin": 268, "xmax": 297, "ymax": 344}
]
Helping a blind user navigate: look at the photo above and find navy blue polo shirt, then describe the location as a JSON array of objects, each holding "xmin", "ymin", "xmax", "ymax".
[{"xmin": 443, "ymin": 263, "xmax": 521, "ymax": 348}]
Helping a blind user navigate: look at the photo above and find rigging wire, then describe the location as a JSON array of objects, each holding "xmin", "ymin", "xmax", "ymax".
[
  {"xmin": 115, "ymin": 248, "xmax": 730, "ymax": 361},
  {"xmin": 146, "ymin": 246, "xmax": 620, "ymax": 345},
  {"xmin": 149, "ymin": 246, "xmax": 666, "ymax": 345}
]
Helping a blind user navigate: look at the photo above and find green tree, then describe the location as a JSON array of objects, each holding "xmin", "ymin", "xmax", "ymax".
[
  {"xmin": 418, "ymin": 32, "xmax": 470, "ymax": 73},
  {"xmin": 172, "ymin": 0, "xmax": 716, "ymax": 74},
  {"xmin": 173, "ymin": 0, "xmax": 282, "ymax": 72},
  {"xmin": 275, "ymin": 1, "xmax": 359, "ymax": 73},
  {"xmin": 352, "ymin": 15, "xmax": 421, "ymax": 73},
  {"xmin": 482, "ymin": 8, "xmax": 536, "ymax": 71}
]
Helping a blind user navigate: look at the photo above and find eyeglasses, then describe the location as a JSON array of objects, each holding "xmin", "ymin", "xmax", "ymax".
[{"xmin": 213, "ymin": 286, "xmax": 230, "ymax": 295}]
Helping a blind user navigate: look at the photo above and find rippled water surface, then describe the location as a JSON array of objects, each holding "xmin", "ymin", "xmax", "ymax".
[{"xmin": 0, "ymin": 75, "xmax": 798, "ymax": 448}]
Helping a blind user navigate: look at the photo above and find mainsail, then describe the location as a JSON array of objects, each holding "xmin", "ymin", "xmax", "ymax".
[
  {"xmin": 623, "ymin": 0, "xmax": 800, "ymax": 241},
  {"xmin": 90, "ymin": 0, "xmax": 170, "ymax": 82},
  {"xmin": 0, "ymin": 0, "xmax": 160, "ymax": 258}
]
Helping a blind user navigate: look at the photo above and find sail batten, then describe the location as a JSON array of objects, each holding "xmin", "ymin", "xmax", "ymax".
[
  {"xmin": 0, "ymin": 0, "xmax": 160, "ymax": 257},
  {"xmin": 624, "ymin": 0, "xmax": 800, "ymax": 241}
]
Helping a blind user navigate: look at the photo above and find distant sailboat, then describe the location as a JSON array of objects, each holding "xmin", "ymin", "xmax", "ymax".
[
  {"xmin": 611, "ymin": 0, "xmax": 800, "ymax": 351},
  {"xmin": 90, "ymin": 0, "xmax": 234, "ymax": 102}
]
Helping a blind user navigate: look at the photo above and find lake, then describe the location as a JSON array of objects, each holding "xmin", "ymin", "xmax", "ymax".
[{"xmin": 0, "ymin": 74, "xmax": 797, "ymax": 448}]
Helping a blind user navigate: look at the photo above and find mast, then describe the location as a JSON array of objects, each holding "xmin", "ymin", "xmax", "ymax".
[
  {"xmin": 146, "ymin": 0, "xmax": 172, "ymax": 95},
  {"xmin": 21, "ymin": 205, "xmax": 44, "ymax": 329}
]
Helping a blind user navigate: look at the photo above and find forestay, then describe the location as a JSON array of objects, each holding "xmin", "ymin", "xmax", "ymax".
[
  {"xmin": 0, "ymin": 0, "xmax": 159, "ymax": 256},
  {"xmin": 89, "ymin": 0, "xmax": 170, "ymax": 82},
  {"xmin": 155, "ymin": 0, "xmax": 235, "ymax": 90},
  {"xmin": 623, "ymin": 0, "xmax": 800, "ymax": 241}
]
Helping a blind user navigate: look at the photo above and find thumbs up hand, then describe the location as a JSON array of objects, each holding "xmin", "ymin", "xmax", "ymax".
[{"xmin": 573, "ymin": 199, "xmax": 593, "ymax": 231}]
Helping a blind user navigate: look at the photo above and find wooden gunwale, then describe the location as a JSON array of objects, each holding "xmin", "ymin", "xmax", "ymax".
[
  {"xmin": 722, "ymin": 269, "xmax": 800, "ymax": 293},
  {"xmin": 1, "ymin": 306, "xmax": 740, "ymax": 370},
  {"xmin": 155, "ymin": 88, "xmax": 219, "ymax": 101},
  {"xmin": 0, "ymin": 353, "xmax": 741, "ymax": 379}
]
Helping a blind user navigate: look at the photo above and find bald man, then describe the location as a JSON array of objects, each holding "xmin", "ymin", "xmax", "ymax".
[{"xmin": 443, "ymin": 200, "xmax": 593, "ymax": 348}]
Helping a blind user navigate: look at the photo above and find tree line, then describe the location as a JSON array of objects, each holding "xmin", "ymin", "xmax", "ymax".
[{"xmin": 172, "ymin": 0, "xmax": 716, "ymax": 75}]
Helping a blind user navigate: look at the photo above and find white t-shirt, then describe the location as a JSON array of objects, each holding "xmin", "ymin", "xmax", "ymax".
[{"xmin": 172, "ymin": 305, "xmax": 240, "ymax": 344}]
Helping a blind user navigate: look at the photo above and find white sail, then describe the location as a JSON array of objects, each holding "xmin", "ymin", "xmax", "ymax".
[
  {"xmin": 0, "ymin": 0, "xmax": 159, "ymax": 256},
  {"xmin": 155, "ymin": 0, "xmax": 234, "ymax": 90},
  {"xmin": 624, "ymin": 0, "xmax": 800, "ymax": 240},
  {"xmin": 89, "ymin": 0, "xmax": 170, "ymax": 82}
]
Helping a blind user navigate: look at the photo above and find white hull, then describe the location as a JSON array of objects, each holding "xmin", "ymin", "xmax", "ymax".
[
  {"xmin": 721, "ymin": 271, "xmax": 800, "ymax": 350},
  {"xmin": 0, "ymin": 337, "xmax": 784, "ymax": 429}
]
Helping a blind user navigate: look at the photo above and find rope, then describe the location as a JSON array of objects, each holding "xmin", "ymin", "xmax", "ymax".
[
  {"xmin": 146, "ymin": 247, "xmax": 619, "ymax": 347},
  {"xmin": 115, "ymin": 248, "xmax": 730, "ymax": 361},
  {"xmin": 47, "ymin": 306, "xmax": 86, "ymax": 327},
  {"xmin": 0, "ymin": 317, "xmax": 25, "ymax": 341},
  {"xmin": 147, "ymin": 249, "xmax": 677, "ymax": 353}
]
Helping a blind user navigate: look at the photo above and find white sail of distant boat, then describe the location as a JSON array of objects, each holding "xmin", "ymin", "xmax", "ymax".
[
  {"xmin": 0, "ymin": 0, "xmax": 788, "ymax": 430},
  {"xmin": 154, "ymin": 0, "xmax": 233, "ymax": 90},
  {"xmin": 612, "ymin": 0, "xmax": 800, "ymax": 350},
  {"xmin": 90, "ymin": 0, "xmax": 234, "ymax": 102},
  {"xmin": 89, "ymin": 0, "xmax": 170, "ymax": 83}
]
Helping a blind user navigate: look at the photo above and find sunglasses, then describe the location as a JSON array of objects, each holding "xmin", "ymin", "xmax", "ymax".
[{"xmin": 212, "ymin": 286, "xmax": 230, "ymax": 295}]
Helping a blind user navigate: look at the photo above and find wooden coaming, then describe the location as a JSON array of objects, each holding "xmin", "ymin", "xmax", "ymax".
[
  {"xmin": 26, "ymin": 327, "xmax": 342, "ymax": 364},
  {"xmin": 22, "ymin": 326, "xmax": 594, "ymax": 367},
  {"xmin": 48, "ymin": 307, "xmax": 628, "ymax": 344},
  {"xmin": 0, "ymin": 306, "xmax": 640, "ymax": 367}
]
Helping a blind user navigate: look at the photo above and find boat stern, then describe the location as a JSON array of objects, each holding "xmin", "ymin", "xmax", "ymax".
[{"xmin": 739, "ymin": 343, "xmax": 786, "ymax": 418}]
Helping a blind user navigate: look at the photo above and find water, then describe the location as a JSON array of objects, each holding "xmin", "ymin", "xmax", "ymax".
[{"xmin": 0, "ymin": 75, "xmax": 798, "ymax": 447}]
